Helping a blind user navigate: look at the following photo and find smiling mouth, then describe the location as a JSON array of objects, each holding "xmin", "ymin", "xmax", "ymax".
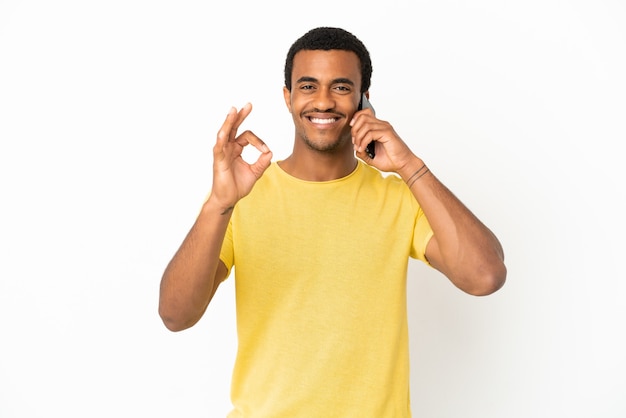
[{"xmin": 309, "ymin": 117, "xmax": 338, "ymax": 124}]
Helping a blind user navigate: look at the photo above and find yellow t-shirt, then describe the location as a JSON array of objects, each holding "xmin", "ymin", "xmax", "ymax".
[{"xmin": 220, "ymin": 161, "xmax": 433, "ymax": 418}]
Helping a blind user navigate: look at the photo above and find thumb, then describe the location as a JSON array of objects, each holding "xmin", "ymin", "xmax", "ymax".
[{"xmin": 250, "ymin": 150, "xmax": 273, "ymax": 178}]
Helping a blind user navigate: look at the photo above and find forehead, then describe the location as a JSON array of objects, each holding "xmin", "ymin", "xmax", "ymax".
[{"xmin": 292, "ymin": 49, "xmax": 361, "ymax": 86}]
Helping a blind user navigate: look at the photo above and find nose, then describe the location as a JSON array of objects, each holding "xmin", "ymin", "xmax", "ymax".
[{"xmin": 312, "ymin": 89, "xmax": 335, "ymax": 112}]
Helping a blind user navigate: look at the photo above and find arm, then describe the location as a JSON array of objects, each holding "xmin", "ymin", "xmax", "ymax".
[
  {"xmin": 351, "ymin": 109, "xmax": 506, "ymax": 295},
  {"xmin": 159, "ymin": 103, "xmax": 273, "ymax": 331},
  {"xmin": 398, "ymin": 161, "xmax": 506, "ymax": 295}
]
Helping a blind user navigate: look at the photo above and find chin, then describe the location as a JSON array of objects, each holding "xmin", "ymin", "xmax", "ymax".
[{"xmin": 305, "ymin": 140, "xmax": 343, "ymax": 153}]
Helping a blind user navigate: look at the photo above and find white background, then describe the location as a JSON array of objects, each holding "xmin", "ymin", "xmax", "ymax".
[{"xmin": 1, "ymin": 1, "xmax": 625, "ymax": 417}]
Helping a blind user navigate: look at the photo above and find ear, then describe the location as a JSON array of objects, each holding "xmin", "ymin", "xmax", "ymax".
[{"xmin": 283, "ymin": 86, "xmax": 292, "ymax": 113}]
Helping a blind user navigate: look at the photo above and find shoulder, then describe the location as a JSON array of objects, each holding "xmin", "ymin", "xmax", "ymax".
[
  {"xmin": 357, "ymin": 162, "xmax": 420, "ymax": 210},
  {"xmin": 357, "ymin": 161, "xmax": 407, "ymax": 189}
]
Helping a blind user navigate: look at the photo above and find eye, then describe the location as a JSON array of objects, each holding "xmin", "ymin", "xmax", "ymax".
[{"xmin": 333, "ymin": 85, "xmax": 352, "ymax": 94}]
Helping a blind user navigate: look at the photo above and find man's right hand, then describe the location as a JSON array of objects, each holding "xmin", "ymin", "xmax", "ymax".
[
  {"xmin": 159, "ymin": 103, "xmax": 272, "ymax": 331},
  {"xmin": 211, "ymin": 103, "xmax": 273, "ymax": 213}
]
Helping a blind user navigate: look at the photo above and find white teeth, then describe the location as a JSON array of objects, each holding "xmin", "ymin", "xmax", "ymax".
[{"xmin": 310, "ymin": 117, "xmax": 336, "ymax": 124}]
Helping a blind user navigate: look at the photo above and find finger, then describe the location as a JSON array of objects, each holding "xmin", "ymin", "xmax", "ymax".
[
  {"xmin": 249, "ymin": 149, "xmax": 274, "ymax": 178},
  {"xmin": 355, "ymin": 126, "xmax": 383, "ymax": 158},
  {"xmin": 216, "ymin": 107, "xmax": 238, "ymax": 148},
  {"xmin": 236, "ymin": 130, "xmax": 270, "ymax": 153},
  {"xmin": 351, "ymin": 118, "xmax": 373, "ymax": 152},
  {"xmin": 354, "ymin": 136, "xmax": 375, "ymax": 159},
  {"xmin": 230, "ymin": 103, "xmax": 253, "ymax": 140},
  {"xmin": 349, "ymin": 107, "xmax": 374, "ymax": 127}
]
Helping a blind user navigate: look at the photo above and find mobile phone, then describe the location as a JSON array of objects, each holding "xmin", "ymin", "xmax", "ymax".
[{"xmin": 358, "ymin": 94, "xmax": 376, "ymax": 159}]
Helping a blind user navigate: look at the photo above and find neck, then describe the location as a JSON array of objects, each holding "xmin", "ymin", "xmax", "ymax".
[{"xmin": 278, "ymin": 145, "xmax": 358, "ymax": 182}]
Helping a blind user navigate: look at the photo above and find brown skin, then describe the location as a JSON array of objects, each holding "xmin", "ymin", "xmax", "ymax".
[
  {"xmin": 279, "ymin": 50, "xmax": 361, "ymax": 181},
  {"xmin": 158, "ymin": 49, "xmax": 506, "ymax": 332},
  {"xmin": 158, "ymin": 105, "xmax": 272, "ymax": 331}
]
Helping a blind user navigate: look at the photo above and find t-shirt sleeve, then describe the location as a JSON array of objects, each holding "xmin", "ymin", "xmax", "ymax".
[
  {"xmin": 410, "ymin": 205, "xmax": 434, "ymax": 266},
  {"xmin": 219, "ymin": 219, "xmax": 234, "ymax": 281}
]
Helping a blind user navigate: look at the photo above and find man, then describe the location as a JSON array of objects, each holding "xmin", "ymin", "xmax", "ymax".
[{"xmin": 159, "ymin": 27, "xmax": 506, "ymax": 417}]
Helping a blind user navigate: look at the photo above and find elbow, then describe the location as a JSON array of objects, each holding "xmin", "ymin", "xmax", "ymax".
[
  {"xmin": 458, "ymin": 261, "xmax": 507, "ymax": 296},
  {"xmin": 159, "ymin": 304, "xmax": 197, "ymax": 332},
  {"xmin": 161, "ymin": 318, "xmax": 188, "ymax": 333}
]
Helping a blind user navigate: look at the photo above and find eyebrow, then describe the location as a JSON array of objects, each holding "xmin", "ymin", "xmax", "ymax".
[{"xmin": 295, "ymin": 76, "xmax": 355, "ymax": 86}]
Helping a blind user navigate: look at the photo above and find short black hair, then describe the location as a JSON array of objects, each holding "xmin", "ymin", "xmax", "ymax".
[{"xmin": 284, "ymin": 27, "xmax": 372, "ymax": 93}]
